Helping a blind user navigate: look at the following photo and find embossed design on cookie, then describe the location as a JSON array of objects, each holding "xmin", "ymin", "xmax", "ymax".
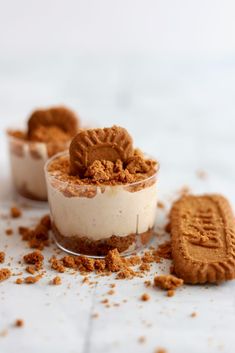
[
  {"xmin": 28, "ymin": 106, "xmax": 79, "ymax": 138},
  {"xmin": 182, "ymin": 207, "xmax": 223, "ymax": 248},
  {"xmin": 69, "ymin": 126, "xmax": 134, "ymax": 175},
  {"xmin": 170, "ymin": 194, "xmax": 235, "ymax": 284}
]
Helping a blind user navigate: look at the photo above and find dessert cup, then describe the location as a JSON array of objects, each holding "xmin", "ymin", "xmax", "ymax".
[
  {"xmin": 7, "ymin": 133, "xmax": 70, "ymax": 202},
  {"xmin": 45, "ymin": 152, "xmax": 159, "ymax": 257}
]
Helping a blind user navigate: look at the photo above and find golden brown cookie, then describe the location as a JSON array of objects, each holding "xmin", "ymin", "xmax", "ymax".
[
  {"xmin": 170, "ymin": 194, "xmax": 235, "ymax": 284},
  {"xmin": 69, "ymin": 126, "xmax": 134, "ymax": 175},
  {"xmin": 28, "ymin": 106, "xmax": 79, "ymax": 138}
]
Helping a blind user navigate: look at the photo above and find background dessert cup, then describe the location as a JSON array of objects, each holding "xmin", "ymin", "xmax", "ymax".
[
  {"xmin": 45, "ymin": 152, "xmax": 159, "ymax": 257},
  {"xmin": 7, "ymin": 133, "xmax": 70, "ymax": 202},
  {"xmin": 6, "ymin": 105, "xmax": 80, "ymax": 202}
]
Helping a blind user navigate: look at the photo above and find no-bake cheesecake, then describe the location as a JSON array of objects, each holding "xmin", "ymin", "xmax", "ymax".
[
  {"xmin": 7, "ymin": 106, "xmax": 80, "ymax": 201},
  {"xmin": 45, "ymin": 126, "xmax": 159, "ymax": 257}
]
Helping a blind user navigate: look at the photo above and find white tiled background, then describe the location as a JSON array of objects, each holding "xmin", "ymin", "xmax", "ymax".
[{"xmin": 0, "ymin": 1, "xmax": 235, "ymax": 352}]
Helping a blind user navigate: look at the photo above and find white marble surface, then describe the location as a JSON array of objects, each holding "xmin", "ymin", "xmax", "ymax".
[{"xmin": 0, "ymin": 55, "xmax": 235, "ymax": 353}]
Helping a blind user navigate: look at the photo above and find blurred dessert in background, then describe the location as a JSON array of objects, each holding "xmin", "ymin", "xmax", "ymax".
[{"xmin": 7, "ymin": 106, "xmax": 80, "ymax": 201}]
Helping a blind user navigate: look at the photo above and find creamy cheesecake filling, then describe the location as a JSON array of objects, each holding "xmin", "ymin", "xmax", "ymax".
[
  {"xmin": 47, "ymin": 181, "xmax": 157, "ymax": 241},
  {"xmin": 9, "ymin": 143, "xmax": 48, "ymax": 200}
]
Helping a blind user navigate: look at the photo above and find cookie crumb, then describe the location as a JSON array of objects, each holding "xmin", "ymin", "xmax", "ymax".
[
  {"xmin": 107, "ymin": 289, "xmax": 115, "ymax": 295},
  {"xmin": 50, "ymin": 258, "xmax": 65, "ymax": 273},
  {"xmin": 154, "ymin": 275, "xmax": 183, "ymax": 291},
  {"xmin": 101, "ymin": 298, "xmax": 109, "ymax": 304},
  {"xmin": 0, "ymin": 329, "xmax": 8, "ymax": 337},
  {"xmin": 0, "ymin": 251, "xmax": 5, "ymax": 263},
  {"xmin": 155, "ymin": 348, "xmax": 167, "ymax": 353},
  {"xmin": 138, "ymin": 336, "xmax": 146, "ymax": 344},
  {"xmin": 15, "ymin": 319, "xmax": 24, "ymax": 327},
  {"xmin": 139, "ymin": 263, "xmax": 151, "ymax": 272},
  {"xmin": 24, "ymin": 275, "xmax": 41, "ymax": 284},
  {"xmin": 5, "ymin": 228, "xmax": 13, "ymax": 236},
  {"xmin": 141, "ymin": 293, "xmax": 150, "ymax": 301},
  {"xmin": 24, "ymin": 250, "xmax": 44, "ymax": 265},
  {"xmin": 191, "ymin": 312, "xmax": 197, "ymax": 318},
  {"xmin": 18, "ymin": 214, "xmax": 51, "ymax": 250},
  {"xmin": 144, "ymin": 280, "xmax": 152, "ymax": 287},
  {"xmin": 0, "ymin": 268, "xmax": 11, "ymax": 282},
  {"xmin": 15, "ymin": 278, "xmax": 23, "ymax": 285},
  {"xmin": 196, "ymin": 170, "xmax": 207, "ymax": 180},
  {"xmin": 52, "ymin": 276, "xmax": 62, "ymax": 285},
  {"xmin": 92, "ymin": 313, "xmax": 99, "ymax": 319},
  {"xmin": 157, "ymin": 201, "xmax": 165, "ymax": 209},
  {"xmin": 167, "ymin": 289, "xmax": 175, "ymax": 297},
  {"xmin": 11, "ymin": 206, "xmax": 22, "ymax": 218},
  {"xmin": 154, "ymin": 241, "xmax": 172, "ymax": 260},
  {"xmin": 25, "ymin": 265, "xmax": 36, "ymax": 275}
]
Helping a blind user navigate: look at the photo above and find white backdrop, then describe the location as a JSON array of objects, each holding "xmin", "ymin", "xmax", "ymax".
[{"xmin": 1, "ymin": 0, "xmax": 235, "ymax": 56}]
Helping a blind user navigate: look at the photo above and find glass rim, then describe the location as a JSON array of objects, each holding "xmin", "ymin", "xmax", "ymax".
[{"xmin": 44, "ymin": 151, "xmax": 160, "ymax": 190}]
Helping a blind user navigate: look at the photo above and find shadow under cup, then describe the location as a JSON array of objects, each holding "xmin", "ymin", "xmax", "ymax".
[{"xmin": 45, "ymin": 152, "xmax": 159, "ymax": 258}]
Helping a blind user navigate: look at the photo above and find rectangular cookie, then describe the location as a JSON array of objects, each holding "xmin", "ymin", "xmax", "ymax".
[{"xmin": 170, "ymin": 194, "xmax": 235, "ymax": 284}]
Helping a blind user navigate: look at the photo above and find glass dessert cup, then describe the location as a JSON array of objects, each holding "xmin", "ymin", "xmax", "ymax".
[
  {"xmin": 7, "ymin": 133, "xmax": 70, "ymax": 202},
  {"xmin": 45, "ymin": 152, "xmax": 159, "ymax": 258}
]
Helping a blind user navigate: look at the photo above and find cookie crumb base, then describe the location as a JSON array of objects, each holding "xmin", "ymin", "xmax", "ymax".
[{"xmin": 52, "ymin": 223, "xmax": 154, "ymax": 257}]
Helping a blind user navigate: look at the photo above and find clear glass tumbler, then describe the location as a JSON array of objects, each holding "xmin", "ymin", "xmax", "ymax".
[{"xmin": 45, "ymin": 152, "xmax": 159, "ymax": 257}]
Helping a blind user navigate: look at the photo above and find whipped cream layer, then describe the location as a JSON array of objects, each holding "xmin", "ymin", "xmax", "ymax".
[
  {"xmin": 47, "ymin": 181, "xmax": 157, "ymax": 241},
  {"xmin": 9, "ymin": 143, "xmax": 48, "ymax": 200}
]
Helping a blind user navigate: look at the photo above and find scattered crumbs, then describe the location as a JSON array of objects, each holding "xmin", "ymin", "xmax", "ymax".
[
  {"xmin": 167, "ymin": 289, "xmax": 175, "ymax": 297},
  {"xmin": 0, "ymin": 268, "xmax": 11, "ymax": 282},
  {"xmin": 178, "ymin": 185, "xmax": 190, "ymax": 196},
  {"xmin": 82, "ymin": 276, "xmax": 89, "ymax": 284},
  {"xmin": 5, "ymin": 228, "xmax": 13, "ymax": 236},
  {"xmin": 154, "ymin": 275, "xmax": 183, "ymax": 291},
  {"xmin": 50, "ymin": 257, "xmax": 65, "ymax": 273},
  {"xmin": 52, "ymin": 276, "xmax": 62, "ymax": 285},
  {"xmin": 24, "ymin": 250, "xmax": 44, "ymax": 265},
  {"xmin": 15, "ymin": 319, "xmax": 24, "ymax": 327},
  {"xmin": 109, "ymin": 283, "xmax": 116, "ymax": 288},
  {"xmin": 144, "ymin": 280, "xmax": 152, "ymax": 288},
  {"xmin": 0, "ymin": 251, "xmax": 5, "ymax": 264},
  {"xmin": 92, "ymin": 313, "xmax": 99, "ymax": 319},
  {"xmin": 141, "ymin": 293, "xmax": 150, "ymax": 301},
  {"xmin": 0, "ymin": 329, "xmax": 8, "ymax": 337},
  {"xmin": 196, "ymin": 169, "xmax": 207, "ymax": 180},
  {"xmin": 101, "ymin": 298, "xmax": 109, "ymax": 304},
  {"xmin": 116, "ymin": 268, "xmax": 135, "ymax": 279},
  {"xmin": 191, "ymin": 312, "xmax": 197, "ymax": 318},
  {"xmin": 138, "ymin": 336, "xmax": 146, "ymax": 344},
  {"xmin": 18, "ymin": 214, "xmax": 51, "ymax": 250},
  {"xmin": 15, "ymin": 278, "xmax": 23, "ymax": 285},
  {"xmin": 154, "ymin": 241, "xmax": 172, "ymax": 260},
  {"xmin": 155, "ymin": 348, "xmax": 167, "ymax": 353},
  {"xmin": 139, "ymin": 263, "xmax": 151, "ymax": 272},
  {"xmin": 107, "ymin": 289, "xmax": 115, "ymax": 295},
  {"xmin": 25, "ymin": 266, "xmax": 36, "ymax": 275},
  {"xmin": 24, "ymin": 275, "xmax": 41, "ymax": 284},
  {"xmin": 157, "ymin": 201, "xmax": 165, "ymax": 209},
  {"xmin": 11, "ymin": 206, "xmax": 22, "ymax": 218}
]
